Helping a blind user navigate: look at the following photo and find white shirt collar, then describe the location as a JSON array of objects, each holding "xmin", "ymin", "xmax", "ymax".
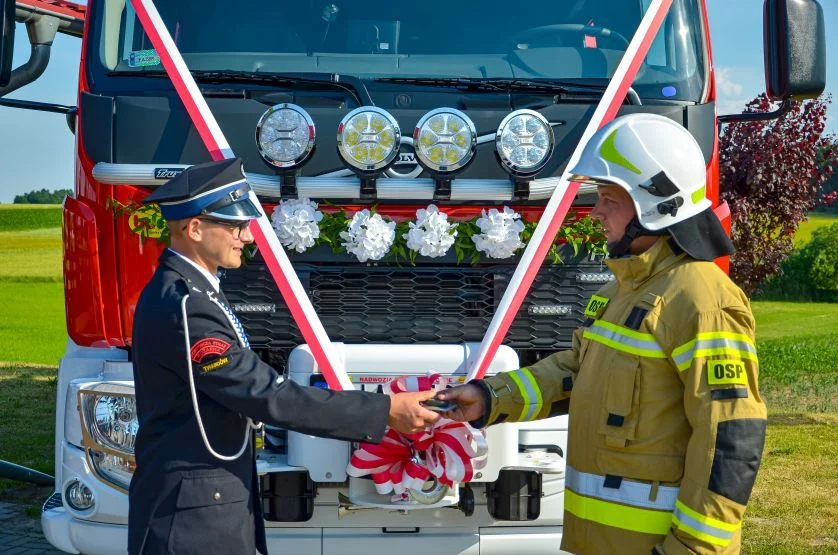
[{"xmin": 168, "ymin": 248, "xmax": 220, "ymax": 292}]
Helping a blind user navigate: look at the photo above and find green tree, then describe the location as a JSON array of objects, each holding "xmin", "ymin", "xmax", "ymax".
[{"xmin": 12, "ymin": 188, "xmax": 73, "ymax": 204}]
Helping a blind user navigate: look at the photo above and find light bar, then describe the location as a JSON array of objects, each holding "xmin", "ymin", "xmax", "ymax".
[
  {"xmin": 527, "ymin": 304, "xmax": 573, "ymax": 316},
  {"xmin": 576, "ymin": 272, "xmax": 615, "ymax": 283}
]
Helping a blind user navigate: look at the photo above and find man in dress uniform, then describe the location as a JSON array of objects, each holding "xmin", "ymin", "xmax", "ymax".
[
  {"xmin": 128, "ymin": 158, "xmax": 440, "ymax": 555},
  {"xmin": 440, "ymin": 114, "xmax": 767, "ymax": 554}
]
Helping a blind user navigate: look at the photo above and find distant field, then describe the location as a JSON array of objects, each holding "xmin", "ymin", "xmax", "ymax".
[
  {"xmin": 0, "ymin": 228, "xmax": 63, "ymax": 281},
  {"xmin": 794, "ymin": 212, "xmax": 838, "ymax": 247},
  {"xmin": 0, "ymin": 204, "xmax": 62, "ymax": 232},
  {"xmin": 752, "ymin": 301, "xmax": 838, "ymax": 340}
]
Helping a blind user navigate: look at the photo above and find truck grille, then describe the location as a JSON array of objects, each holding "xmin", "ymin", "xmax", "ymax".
[{"xmin": 221, "ymin": 249, "xmax": 609, "ymax": 354}]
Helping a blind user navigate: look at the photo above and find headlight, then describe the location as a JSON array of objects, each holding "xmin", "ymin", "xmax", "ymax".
[
  {"xmin": 413, "ymin": 108, "xmax": 477, "ymax": 173},
  {"xmin": 495, "ymin": 109, "xmax": 555, "ymax": 175},
  {"xmin": 337, "ymin": 107, "xmax": 401, "ymax": 172},
  {"xmin": 78, "ymin": 383, "xmax": 137, "ymax": 492},
  {"xmin": 256, "ymin": 103, "xmax": 316, "ymax": 169}
]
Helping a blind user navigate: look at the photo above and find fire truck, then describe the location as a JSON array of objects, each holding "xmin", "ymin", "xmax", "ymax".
[{"xmin": 0, "ymin": 0, "xmax": 826, "ymax": 553}]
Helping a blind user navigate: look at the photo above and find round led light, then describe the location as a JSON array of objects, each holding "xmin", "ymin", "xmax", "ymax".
[
  {"xmin": 65, "ymin": 480, "xmax": 95, "ymax": 511},
  {"xmin": 256, "ymin": 104, "xmax": 316, "ymax": 169},
  {"xmin": 337, "ymin": 107, "xmax": 401, "ymax": 172},
  {"xmin": 495, "ymin": 109, "xmax": 555, "ymax": 175},
  {"xmin": 413, "ymin": 108, "xmax": 477, "ymax": 173}
]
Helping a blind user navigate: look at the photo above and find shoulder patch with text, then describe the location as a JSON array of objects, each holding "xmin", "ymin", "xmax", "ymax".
[
  {"xmin": 584, "ymin": 295, "xmax": 610, "ymax": 318},
  {"xmin": 201, "ymin": 357, "xmax": 230, "ymax": 373},
  {"xmin": 190, "ymin": 338, "xmax": 232, "ymax": 363},
  {"xmin": 707, "ymin": 359, "xmax": 748, "ymax": 386}
]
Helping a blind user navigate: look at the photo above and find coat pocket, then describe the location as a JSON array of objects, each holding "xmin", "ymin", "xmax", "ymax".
[
  {"xmin": 597, "ymin": 356, "xmax": 641, "ymax": 448},
  {"xmin": 168, "ymin": 473, "xmax": 253, "ymax": 554},
  {"xmin": 596, "ymin": 449, "xmax": 685, "ymax": 484}
]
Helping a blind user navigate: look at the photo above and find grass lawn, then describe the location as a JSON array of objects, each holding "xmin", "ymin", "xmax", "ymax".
[
  {"xmin": 0, "ymin": 281, "xmax": 66, "ymax": 366},
  {"xmin": 0, "ymin": 204, "xmax": 62, "ymax": 232},
  {"xmin": 0, "ymin": 228, "xmax": 63, "ymax": 282},
  {"xmin": 794, "ymin": 212, "xmax": 838, "ymax": 247},
  {"xmin": 752, "ymin": 301, "xmax": 838, "ymax": 340},
  {"xmin": 745, "ymin": 414, "xmax": 838, "ymax": 554}
]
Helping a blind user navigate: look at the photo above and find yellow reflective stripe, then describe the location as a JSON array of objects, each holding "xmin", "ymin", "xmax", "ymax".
[
  {"xmin": 508, "ymin": 368, "xmax": 543, "ymax": 422},
  {"xmin": 583, "ymin": 320, "xmax": 667, "ymax": 359},
  {"xmin": 675, "ymin": 500, "xmax": 740, "ymax": 532},
  {"xmin": 673, "ymin": 332, "xmax": 758, "ymax": 371},
  {"xmin": 565, "ymin": 489, "xmax": 672, "ymax": 535},
  {"xmin": 691, "ymin": 185, "xmax": 706, "ymax": 204},
  {"xmin": 696, "ymin": 331, "xmax": 755, "ymax": 345},
  {"xmin": 594, "ymin": 319, "xmax": 657, "ymax": 341},
  {"xmin": 672, "ymin": 500, "xmax": 739, "ymax": 547},
  {"xmin": 672, "ymin": 516, "xmax": 729, "ymax": 546}
]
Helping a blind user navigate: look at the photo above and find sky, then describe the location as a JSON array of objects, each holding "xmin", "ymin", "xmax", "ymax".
[{"xmin": 0, "ymin": 0, "xmax": 836, "ymax": 202}]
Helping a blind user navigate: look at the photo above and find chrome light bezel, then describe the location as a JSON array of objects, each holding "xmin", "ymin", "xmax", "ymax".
[
  {"xmin": 256, "ymin": 103, "xmax": 316, "ymax": 169},
  {"xmin": 78, "ymin": 383, "xmax": 137, "ymax": 493},
  {"xmin": 337, "ymin": 106, "xmax": 401, "ymax": 172},
  {"xmin": 413, "ymin": 108, "xmax": 477, "ymax": 174},
  {"xmin": 495, "ymin": 109, "xmax": 555, "ymax": 175}
]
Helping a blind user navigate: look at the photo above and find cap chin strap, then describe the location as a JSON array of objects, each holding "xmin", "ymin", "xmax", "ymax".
[{"xmin": 607, "ymin": 217, "xmax": 666, "ymax": 258}]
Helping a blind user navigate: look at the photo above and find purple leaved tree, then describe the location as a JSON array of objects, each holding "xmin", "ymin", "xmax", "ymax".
[{"xmin": 719, "ymin": 94, "xmax": 837, "ymax": 295}]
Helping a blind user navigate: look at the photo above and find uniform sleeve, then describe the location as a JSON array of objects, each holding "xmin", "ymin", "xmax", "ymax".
[
  {"xmin": 473, "ymin": 325, "xmax": 582, "ymax": 428},
  {"xmin": 170, "ymin": 293, "xmax": 390, "ymax": 443},
  {"xmin": 659, "ymin": 306, "xmax": 767, "ymax": 554}
]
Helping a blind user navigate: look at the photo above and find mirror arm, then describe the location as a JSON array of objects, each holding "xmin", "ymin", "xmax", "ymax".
[
  {"xmin": 0, "ymin": 13, "xmax": 59, "ymax": 96},
  {"xmin": 0, "ymin": 42, "xmax": 50, "ymax": 95},
  {"xmin": 718, "ymin": 96, "xmax": 792, "ymax": 125}
]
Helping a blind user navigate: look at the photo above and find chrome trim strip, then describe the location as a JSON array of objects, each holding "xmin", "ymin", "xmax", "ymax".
[{"xmin": 93, "ymin": 163, "xmax": 595, "ymax": 200}]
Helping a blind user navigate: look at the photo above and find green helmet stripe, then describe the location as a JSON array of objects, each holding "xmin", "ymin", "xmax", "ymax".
[
  {"xmin": 691, "ymin": 185, "xmax": 706, "ymax": 204},
  {"xmin": 600, "ymin": 129, "xmax": 642, "ymax": 175}
]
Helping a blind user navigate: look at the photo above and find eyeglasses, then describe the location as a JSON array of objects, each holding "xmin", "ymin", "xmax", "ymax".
[{"xmin": 196, "ymin": 217, "xmax": 252, "ymax": 239}]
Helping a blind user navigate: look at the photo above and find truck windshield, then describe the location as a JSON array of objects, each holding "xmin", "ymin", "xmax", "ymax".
[{"xmin": 94, "ymin": 0, "xmax": 707, "ymax": 102}]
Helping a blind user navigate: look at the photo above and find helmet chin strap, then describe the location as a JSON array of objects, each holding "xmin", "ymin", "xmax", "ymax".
[{"xmin": 607, "ymin": 216, "xmax": 666, "ymax": 258}]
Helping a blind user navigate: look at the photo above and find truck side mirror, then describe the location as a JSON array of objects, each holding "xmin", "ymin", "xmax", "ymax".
[
  {"xmin": 0, "ymin": 0, "xmax": 15, "ymax": 88},
  {"xmin": 763, "ymin": 0, "xmax": 826, "ymax": 101}
]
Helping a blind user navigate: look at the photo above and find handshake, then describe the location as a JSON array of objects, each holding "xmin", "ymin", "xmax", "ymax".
[{"xmin": 385, "ymin": 383, "xmax": 487, "ymax": 435}]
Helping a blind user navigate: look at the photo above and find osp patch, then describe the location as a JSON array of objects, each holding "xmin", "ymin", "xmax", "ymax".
[
  {"xmin": 707, "ymin": 359, "xmax": 748, "ymax": 386},
  {"xmin": 584, "ymin": 295, "xmax": 610, "ymax": 318}
]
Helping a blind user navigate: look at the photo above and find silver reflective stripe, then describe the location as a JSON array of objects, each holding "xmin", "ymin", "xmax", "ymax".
[
  {"xmin": 584, "ymin": 321, "xmax": 667, "ymax": 358},
  {"xmin": 565, "ymin": 466, "xmax": 679, "ymax": 511},
  {"xmin": 673, "ymin": 503, "xmax": 736, "ymax": 542},
  {"xmin": 509, "ymin": 368, "xmax": 542, "ymax": 421},
  {"xmin": 673, "ymin": 337, "xmax": 757, "ymax": 369}
]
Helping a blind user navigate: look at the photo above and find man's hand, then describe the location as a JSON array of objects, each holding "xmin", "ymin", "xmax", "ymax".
[
  {"xmin": 435, "ymin": 384, "xmax": 486, "ymax": 423},
  {"xmin": 387, "ymin": 390, "xmax": 440, "ymax": 434}
]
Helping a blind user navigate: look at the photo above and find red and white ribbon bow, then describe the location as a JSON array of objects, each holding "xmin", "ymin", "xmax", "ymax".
[{"xmin": 347, "ymin": 375, "xmax": 488, "ymax": 503}]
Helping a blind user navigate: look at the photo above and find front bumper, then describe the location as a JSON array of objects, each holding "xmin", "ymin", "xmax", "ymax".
[{"xmin": 42, "ymin": 503, "xmax": 566, "ymax": 555}]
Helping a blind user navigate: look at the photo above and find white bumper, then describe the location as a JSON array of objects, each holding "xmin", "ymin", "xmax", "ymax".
[{"xmin": 42, "ymin": 510, "xmax": 566, "ymax": 555}]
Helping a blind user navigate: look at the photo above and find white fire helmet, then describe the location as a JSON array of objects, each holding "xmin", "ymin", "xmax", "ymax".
[{"xmin": 569, "ymin": 113, "xmax": 733, "ymax": 261}]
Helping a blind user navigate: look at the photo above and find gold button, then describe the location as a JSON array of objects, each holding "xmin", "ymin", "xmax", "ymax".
[{"xmin": 213, "ymin": 491, "xmax": 221, "ymax": 501}]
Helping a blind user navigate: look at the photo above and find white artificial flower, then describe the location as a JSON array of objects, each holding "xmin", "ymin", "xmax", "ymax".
[
  {"xmin": 472, "ymin": 207, "xmax": 525, "ymax": 259},
  {"xmin": 340, "ymin": 209, "xmax": 396, "ymax": 262},
  {"xmin": 404, "ymin": 204, "xmax": 458, "ymax": 258},
  {"xmin": 270, "ymin": 198, "xmax": 324, "ymax": 253}
]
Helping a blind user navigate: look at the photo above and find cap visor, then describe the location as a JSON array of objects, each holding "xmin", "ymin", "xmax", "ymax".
[
  {"xmin": 204, "ymin": 198, "xmax": 262, "ymax": 221},
  {"xmin": 667, "ymin": 207, "xmax": 734, "ymax": 261}
]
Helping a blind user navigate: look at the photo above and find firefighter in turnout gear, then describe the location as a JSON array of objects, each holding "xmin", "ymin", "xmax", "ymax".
[{"xmin": 439, "ymin": 114, "xmax": 767, "ymax": 554}]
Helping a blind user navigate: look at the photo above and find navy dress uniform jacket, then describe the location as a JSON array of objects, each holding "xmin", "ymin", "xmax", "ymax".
[{"xmin": 128, "ymin": 250, "xmax": 390, "ymax": 555}]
